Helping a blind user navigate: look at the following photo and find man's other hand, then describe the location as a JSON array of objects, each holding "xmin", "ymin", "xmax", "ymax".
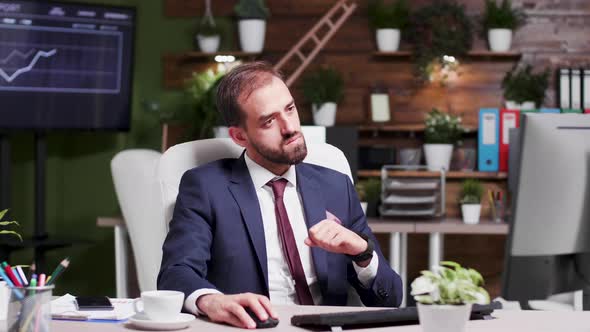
[
  {"xmin": 196, "ymin": 293, "xmax": 277, "ymax": 329},
  {"xmin": 304, "ymin": 219, "xmax": 369, "ymax": 265}
]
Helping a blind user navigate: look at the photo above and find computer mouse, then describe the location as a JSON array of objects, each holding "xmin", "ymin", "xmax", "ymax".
[{"xmin": 245, "ymin": 307, "xmax": 279, "ymax": 329}]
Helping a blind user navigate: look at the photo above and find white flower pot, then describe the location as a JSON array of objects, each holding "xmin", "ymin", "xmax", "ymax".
[
  {"xmin": 461, "ymin": 204, "xmax": 481, "ymax": 224},
  {"xmin": 312, "ymin": 102, "xmax": 337, "ymax": 127},
  {"xmin": 505, "ymin": 100, "xmax": 536, "ymax": 110},
  {"xmin": 488, "ymin": 29, "xmax": 512, "ymax": 52},
  {"xmin": 423, "ymin": 144, "xmax": 453, "ymax": 172},
  {"xmin": 238, "ymin": 19, "xmax": 266, "ymax": 52},
  {"xmin": 376, "ymin": 29, "xmax": 400, "ymax": 52},
  {"xmin": 0, "ymin": 281, "xmax": 8, "ymax": 320},
  {"xmin": 417, "ymin": 303, "xmax": 472, "ymax": 332},
  {"xmin": 196, "ymin": 34, "xmax": 220, "ymax": 53}
]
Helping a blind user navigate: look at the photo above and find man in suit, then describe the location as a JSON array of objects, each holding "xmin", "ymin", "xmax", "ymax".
[{"xmin": 158, "ymin": 62, "xmax": 402, "ymax": 329}]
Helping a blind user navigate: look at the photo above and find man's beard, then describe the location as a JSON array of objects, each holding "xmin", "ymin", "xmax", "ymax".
[{"xmin": 251, "ymin": 132, "xmax": 308, "ymax": 165}]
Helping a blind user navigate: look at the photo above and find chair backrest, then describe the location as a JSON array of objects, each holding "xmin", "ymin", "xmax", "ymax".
[
  {"xmin": 111, "ymin": 149, "xmax": 167, "ymax": 292},
  {"xmin": 157, "ymin": 138, "xmax": 353, "ymax": 228},
  {"xmin": 156, "ymin": 138, "xmax": 360, "ymax": 305}
]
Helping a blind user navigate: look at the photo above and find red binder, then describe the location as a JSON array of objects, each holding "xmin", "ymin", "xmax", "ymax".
[
  {"xmin": 585, "ymin": 109, "xmax": 590, "ymax": 114},
  {"xmin": 499, "ymin": 109, "xmax": 520, "ymax": 172}
]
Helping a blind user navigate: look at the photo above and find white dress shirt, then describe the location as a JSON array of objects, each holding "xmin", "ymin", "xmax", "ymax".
[{"xmin": 184, "ymin": 154, "xmax": 378, "ymax": 314}]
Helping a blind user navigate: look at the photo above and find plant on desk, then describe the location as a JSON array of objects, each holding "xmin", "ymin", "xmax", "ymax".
[
  {"xmin": 459, "ymin": 179, "xmax": 483, "ymax": 225},
  {"xmin": 355, "ymin": 178, "xmax": 381, "ymax": 218},
  {"xmin": 0, "ymin": 209, "xmax": 21, "ymax": 241},
  {"xmin": 411, "ymin": 261, "xmax": 490, "ymax": 332}
]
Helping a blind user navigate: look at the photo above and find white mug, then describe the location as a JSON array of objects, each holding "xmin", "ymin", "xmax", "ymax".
[{"xmin": 133, "ymin": 290, "xmax": 184, "ymax": 321}]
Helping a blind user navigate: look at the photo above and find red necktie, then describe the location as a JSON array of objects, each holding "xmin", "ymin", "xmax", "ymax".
[{"xmin": 268, "ymin": 178, "xmax": 314, "ymax": 305}]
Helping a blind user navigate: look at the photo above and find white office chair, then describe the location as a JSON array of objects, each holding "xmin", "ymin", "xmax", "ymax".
[
  {"xmin": 111, "ymin": 149, "xmax": 167, "ymax": 293},
  {"xmin": 157, "ymin": 138, "xmax": 353, "ymax": 230},
  {"xmin": 157, "ymin": 138, "xmax": 362, "ymax": 305}
]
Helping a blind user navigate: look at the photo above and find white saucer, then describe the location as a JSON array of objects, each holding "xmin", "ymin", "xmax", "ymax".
[{"xmin": 128, "ymin": 313, "xmax": 195, "ymax": 331}]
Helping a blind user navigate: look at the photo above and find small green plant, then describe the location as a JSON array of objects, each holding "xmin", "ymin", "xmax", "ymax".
[
  {"xmin": 502, "ymin": 65, "xmax": 550, "ymax": 106},
  {"xmin": 185, "ymin": 69, "xmax": 225, "ymax": 139},
  {"xmin": 302, "ymin": 67, "xmax": 344, "ymax": 105},
  {"xmin": 234, "ymin": 0, "xmax": 270, "ymax": 20},
  {"xmin": 367, "ymin": 0, "xmax": 410, "ymax": 30},
  {"xmin": 197, "ymin": 18, "xmax": 223, "ymax": 37},
  {"xmin": 411, "ymin": 261, "xmax": 490, "ymax": 305},
  {"xmin": 409, "ymin": 1, "xmax": 473, "ymax": 81},
  {"xmin": 424, "ymin": 109, "xmax": 464, "ymax": 145},
  {"xmin": 460, "ymin": 179, "xmax": 483, "ymax": 205},
  {"xmin": 481, "ymin": 0, "xmax": 526, "ymax": 32},
  {"xmin": 0, "ymin": 209, "xmax": 21, "ymax": 241}
]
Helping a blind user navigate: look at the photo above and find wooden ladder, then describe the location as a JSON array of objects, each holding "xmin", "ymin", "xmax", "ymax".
[{"xmin": 273, "ymin": 0, "xmax": 357, "ymax": 87}]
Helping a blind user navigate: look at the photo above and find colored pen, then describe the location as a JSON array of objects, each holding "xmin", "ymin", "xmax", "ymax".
[
  {"xmin": 16, "ymin": 266, "xmax": 28, "ymax": 286},
  {"xmin": 38, "ymin": 274, "xmax": 46, "ymax": 287},
  {"xmin": 2, "ymin": 262, "xmax": 22, "ymax": 287},
  {"xmin": 11, "ymin": 267, "xmax": 23, "ymax": 285},
  {"xmin": 0, "ymin": 265, "xmax": 23, "ymax": 300},
  {"xmin": 47, "ymin": 257, "xmax": 70, "ymax": 286}
]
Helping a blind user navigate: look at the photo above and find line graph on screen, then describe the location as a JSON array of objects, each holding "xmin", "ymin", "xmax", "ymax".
[{"xmin": 0, "ymin": 24, "xmax": 123, "ymax": 94}]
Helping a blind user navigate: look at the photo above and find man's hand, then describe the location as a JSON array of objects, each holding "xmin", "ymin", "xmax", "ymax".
[
  {"xmin": 304, "ymin": 219, "xmax": 370, "ymax": 266},
  {"xmin": 196, "ymin": 293, "xmax": 278, "ymax": 329}
]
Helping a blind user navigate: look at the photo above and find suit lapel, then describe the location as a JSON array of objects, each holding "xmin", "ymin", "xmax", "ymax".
[
  {"xmin": 296, "ymin": 164, "xmax": 329, "ymax": 295},
  {"xmin": 228, "ymin": 154, "xmax": 269, "ymax": 292}
]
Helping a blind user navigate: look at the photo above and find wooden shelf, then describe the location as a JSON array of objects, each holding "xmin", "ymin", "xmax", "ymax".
[
  {"xmin": 367, "ymin": 217, "xmax": 509, "ymax": 235},
  {"xmin": 373, "ymin": 50, "xmax": 521, "ymax": 60},
  {"xmin": 372, "ymin": 51, "xmax": 412, "ymax": 57},
  {"xmin": 358, "ymin": 170, "xmax": 508, "ymax": 180},
  {"xmin": 165, "ymin": 51, "xmax": 261, "ymax": 62},
  {"xmin": 358, "ymin": 124, "xmax": 478, "ymax": 133}
]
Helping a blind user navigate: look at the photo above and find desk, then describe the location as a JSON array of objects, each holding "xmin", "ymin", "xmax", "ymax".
[
  {"xmin": 367, "ymin": 218, "xmax": 508, "ymax": 307},
  {"xmin": 99, "ymin": 216, "xmax": 509, "ymax": 304},
  {"xmin": 51, "ymin": 305, "xmax": 590, "ymax": 332}
]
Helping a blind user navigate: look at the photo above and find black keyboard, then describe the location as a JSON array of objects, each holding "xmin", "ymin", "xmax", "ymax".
[{"xmin": 291, "ymin": 301, "xmax": 502, "ymax": 329}]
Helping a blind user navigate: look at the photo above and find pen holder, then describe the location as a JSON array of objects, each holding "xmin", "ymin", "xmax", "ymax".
[
  {"xmin": 6, "ymin": 285, "xmax": 54, "ymax": 332},
  {"xmin": 493, "ymin": 199, "xmax": 505, "ymax": 223}
]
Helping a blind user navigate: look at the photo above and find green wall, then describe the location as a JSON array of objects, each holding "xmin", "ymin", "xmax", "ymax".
[{"xmin": 9, "ymin": 0, "xmax": 194, "ymax": 296}]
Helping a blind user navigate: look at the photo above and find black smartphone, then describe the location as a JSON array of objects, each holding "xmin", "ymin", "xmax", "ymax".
[{"xmin": 75, "ymin": 296, "xmax": 114, "ymax": 311}]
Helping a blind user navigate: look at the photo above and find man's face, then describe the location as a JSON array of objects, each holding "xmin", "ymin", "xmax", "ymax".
[{"xmin": 232, "ymin": 75, "xmax": 307, "ymax": 172}]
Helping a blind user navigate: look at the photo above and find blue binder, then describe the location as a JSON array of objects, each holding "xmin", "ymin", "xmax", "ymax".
[
  {"xmin": 478, "ymin": 108, "xmax": 500, "ymax": 172},
  {"xmin": 540, "ymin": 108, "xmax": 561, "ymax": 113}
]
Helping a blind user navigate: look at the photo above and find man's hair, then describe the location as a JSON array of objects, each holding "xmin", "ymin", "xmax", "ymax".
[{"xmin": 216, "ymin": 61, "xmax": 284, "ymax": 127}]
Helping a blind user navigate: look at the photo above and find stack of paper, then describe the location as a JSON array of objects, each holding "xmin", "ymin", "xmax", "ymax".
[{"xmin": 51, "ymin": 294, "xmax": 135, "ymax": 321}]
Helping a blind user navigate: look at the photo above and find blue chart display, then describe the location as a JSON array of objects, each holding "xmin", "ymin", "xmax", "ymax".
[{"xmin": 0, "ymin": 25, "xmax": 122, "ymax": 93}]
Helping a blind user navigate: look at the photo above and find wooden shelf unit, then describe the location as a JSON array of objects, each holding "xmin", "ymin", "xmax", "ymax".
[
  {"xmin": 373, "ymin": 50, "xmax": 521, "ymax": 60},
  {"xmin": 358, "ymin": 124, "xmax": 478, "ymax": 133},
  {"xmin": 358, "ymin": 169, "xmax": 508, "ymax": 180}
]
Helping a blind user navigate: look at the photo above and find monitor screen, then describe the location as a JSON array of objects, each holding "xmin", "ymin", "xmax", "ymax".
[{"xmin": 0, "ymin": 0, "xmax": 135, "ymax": 130}]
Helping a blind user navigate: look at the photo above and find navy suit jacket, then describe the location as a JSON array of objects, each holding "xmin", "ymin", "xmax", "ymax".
[{"xmin": 158, "ymin": 154, "xmax": 403, "ymax": 307}]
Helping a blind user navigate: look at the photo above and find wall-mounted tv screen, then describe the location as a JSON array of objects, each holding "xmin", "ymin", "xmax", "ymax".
[{"xmin": 0, "ymin": 0, "xmax": 135, "ymax": 130}]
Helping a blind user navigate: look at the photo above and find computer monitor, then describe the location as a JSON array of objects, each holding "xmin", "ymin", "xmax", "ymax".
[
  {"xmin": 0, "ymin": 0, "xmax": 136, "ymax": 130},
  {"xmin": 502, "ymin": 113, "xmax": 590, "ymax": 308}
]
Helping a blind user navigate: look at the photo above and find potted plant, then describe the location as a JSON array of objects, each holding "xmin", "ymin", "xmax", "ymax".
[
  {"xmin": 302, "ymin": 67, "xmax": 344, "ymax": 127},
  {"xmin": 0, "ymin": 208, "xmax": 20, "ymax": 321},
  {"xmin": 409, "ymin": 1, "xmax": 473, "ymax": 82},
  {"xmin": 502, "ymin": 65, "xmax": 549, "ymax": 109},
  {"xmin": 411, "ymin": 261, "xmax": 490, "ymax": 332},
  {"xmin": 367, "ymin": 0, "xmax": 410, "ymax": 52},
  {"xmin": 366, "ymin": 178, "xmax": 382, "ymax": 218},
  {"xmin": 459, "ymin": 179, "xmax": 483, "ymax": 224},
  {"xmin": 196, "ymin": 18, "xmax": 222, "ymax": 53},
  {"xmin": 234, "ymin": 0, "xmax": 270, "ymax": 53},
  {"xmin": 481, "ymin": 0, "xmax": 526, "ymax": 52},
  {"xmin": 423, "ymin": 109, "xmax": 464, "ymax": 172},
  {"xmin": 355, "ymin": 182, "xmax": 368, "ymax": 214}
]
